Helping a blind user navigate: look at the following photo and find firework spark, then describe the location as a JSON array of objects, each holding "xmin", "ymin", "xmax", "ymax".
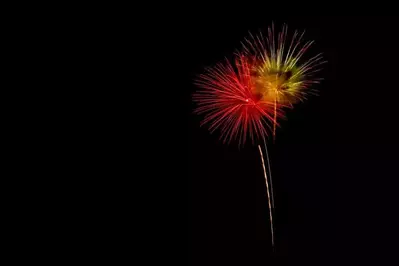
[
  {"xmin": 241, "ymin": 24, "xmax": 326, "ymax": 138},
  {"xmin": 193, "ymin": 54, "xmax": 285, "ymax": 146}
]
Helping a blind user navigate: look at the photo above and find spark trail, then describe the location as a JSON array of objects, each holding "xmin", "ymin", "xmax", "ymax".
[
  {"xmin": 258, "ymin": 144, "xmax": 274, "ymax": 247},
  {"xmin": 264, "ymin": 141, "xmax": 274, "ymax": 209}
]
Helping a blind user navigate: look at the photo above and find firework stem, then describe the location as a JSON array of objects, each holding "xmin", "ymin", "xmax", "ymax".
[
  {"xmin": 264, "ymin": 141, "xmax": 274, "ymax": 209},
  {"xmin": 258, "ymin": 144, "xmax": 274, "ymax": 248}
]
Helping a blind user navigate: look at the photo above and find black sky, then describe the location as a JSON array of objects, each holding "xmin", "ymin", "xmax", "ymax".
[{"xmin": 186, "ymin": 16, "xmax": 399, "ymax": 265}]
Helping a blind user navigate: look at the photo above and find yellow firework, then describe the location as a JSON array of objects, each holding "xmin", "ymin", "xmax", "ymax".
[{"xmin": 241, "ymin": 24, "xmax": 326, "ymax": 138}]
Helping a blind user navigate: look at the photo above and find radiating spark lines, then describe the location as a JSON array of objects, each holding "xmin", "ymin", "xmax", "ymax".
[
  {"xmin": 194, "ymin": 55, "xmax": 284, "ymax": 146},
  {"xmin": 242, "ymin": 24, "xmax": 326, "ymax": 140}
]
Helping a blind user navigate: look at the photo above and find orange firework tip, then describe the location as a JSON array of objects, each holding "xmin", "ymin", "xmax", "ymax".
[{"xmin": 193, "ymin": 55, "xmax": 286, "ymax": 146}]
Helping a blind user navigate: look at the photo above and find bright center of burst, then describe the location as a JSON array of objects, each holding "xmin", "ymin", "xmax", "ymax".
[
  {"xmin": 251, "ymin": 70, "xmax": 294, "ymax": 101},
  {"xmin": 245, "ymin": 98, "xmax": 256, "ymax": 106}
]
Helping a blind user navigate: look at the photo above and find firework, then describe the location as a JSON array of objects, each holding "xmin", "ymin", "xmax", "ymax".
[
  {"xmin": 193, "ymin": 54, "xmax": 285, "ymax": 146},
  {"xmin": 241, "ymin": 24, "xmax": 326, "ymax": 138},
  {"xmin": 193, "ymin": 23, "xmax": 325, "ymax": 250}
]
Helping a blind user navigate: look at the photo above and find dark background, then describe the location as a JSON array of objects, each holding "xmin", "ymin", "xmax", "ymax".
[{"xmin": 185, "ymin": 16, "xmax": 399, "ymax": 265}]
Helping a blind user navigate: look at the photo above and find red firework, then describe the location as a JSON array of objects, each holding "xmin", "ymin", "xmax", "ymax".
[{"xmin": 193, "ymin": 54, "xmax": 285, "ymax": 146}]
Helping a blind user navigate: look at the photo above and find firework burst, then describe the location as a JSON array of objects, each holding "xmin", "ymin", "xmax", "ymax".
[
  {"xmin": 241, "ymin": 24, "xmax": 326, "ymax": 138},
  {"xmin": 193, "ymin": 54, "xmax": 285, "ymax": 146}
]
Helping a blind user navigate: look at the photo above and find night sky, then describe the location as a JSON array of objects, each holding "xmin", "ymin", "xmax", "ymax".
[{"xmin": 186, "ymin": 16, "xmax": 399, "ymax": 265}]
